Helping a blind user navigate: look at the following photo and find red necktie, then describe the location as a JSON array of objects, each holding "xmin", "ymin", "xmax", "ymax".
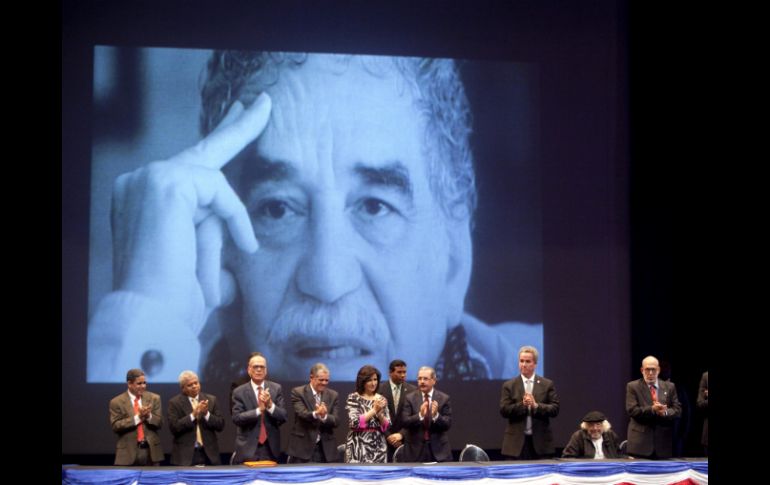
[
  {"xmin": 258, "ymin": 386, "xmax": 267, "ymax": 444},
  {"xmin": 423, "ymin": 393, "xmax": 431, "ymax": 440},
  {"xmin": 649, "ymin": 384, "xmax": 657, "ymax": 402},
  {"xmin": 134, "ymin": 396, "xmax": 145, "ymax": 442}
]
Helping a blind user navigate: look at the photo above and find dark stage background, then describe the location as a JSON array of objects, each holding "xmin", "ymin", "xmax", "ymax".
[{"xmin": 62, "ymin": 0, "xmax": 709, "ymax": 463}]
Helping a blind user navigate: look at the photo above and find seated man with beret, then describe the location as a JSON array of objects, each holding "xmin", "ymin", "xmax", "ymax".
[{"xmin": 562, "ymin": 411, "xmax": 624, "ymax": 459}]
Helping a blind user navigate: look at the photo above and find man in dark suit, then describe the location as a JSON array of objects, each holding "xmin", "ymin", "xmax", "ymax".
[
  {"xmin": 499, "ymin": 345, "xmax": 560, "ymax": 459},
  {"xmin": 378, "ymin": 359, "xmax": 416, "ymax": 461},
  {"xmin": 697, "ymin": 371, "xmax": 708, "ymax": 456},
  {"xmin": 232, "ymin": 352, "xmax": 288, "ymax": 463},
  {"xmin": 109, "ymin": 368, "xmax": 164, "ymax": 465},
  {"xmin": 168, "ymin": 370, "xmax": 226, "ymax": 465},
  {"xmin": 401, "ymin": 366, "xmax": 452, "ymax": 462},
  {"xmin": 626, "ymin": 355, "xmax": 682, "ymax": 459},
  {"xmin": 286, "ymin": 363, "xmax": 340, "ymax": 463}
]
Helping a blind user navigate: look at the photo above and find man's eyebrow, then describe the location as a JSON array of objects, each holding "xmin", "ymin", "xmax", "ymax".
[
  {"xmin": 354, "ymin": 162, "xmax": 413, "ymax": 197},
  {"xmin": 240, "ymin": 158, "xmax": 296, "ymax": 186}
]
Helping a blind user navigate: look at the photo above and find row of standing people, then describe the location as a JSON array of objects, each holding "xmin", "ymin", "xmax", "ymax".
[
  {"xmin": 108, "ymin": 353, "xmax": 448, "ymax": 466},
  {"xmin": 108, "ymin": 348, "xmax": 708, "ymax": 466}
]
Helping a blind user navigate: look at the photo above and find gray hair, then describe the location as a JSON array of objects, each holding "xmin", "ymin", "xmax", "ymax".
[
  {"xmin": 418, "ymin": 366, "xmax": 437, "ymax": 380},
  {"xmin": 178, "ymin": 370, "xmax": 199, "ymax": 388},
  {"xmin": 200, "ymin": 51, "xmax": 477, "ymax": 222},
  {"xmin": 518, "ymin": 345, "xmax": 539, "ymax": 363},
  {"xmin": 310, "ymin": 363, "xmax": 330, "ymax": 377}
]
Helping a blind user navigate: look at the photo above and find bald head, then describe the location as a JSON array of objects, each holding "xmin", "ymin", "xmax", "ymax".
[{"xmin": 640, "ymin": 355, "xmax": 660, "ymax": 384}]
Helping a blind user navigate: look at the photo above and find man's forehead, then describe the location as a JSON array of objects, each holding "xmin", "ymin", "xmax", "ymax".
[{"xmin": 251, "ymin": 57, "xmax": 429, "ymax": 182}]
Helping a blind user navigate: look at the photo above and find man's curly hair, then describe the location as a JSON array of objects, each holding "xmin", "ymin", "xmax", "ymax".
[{"xmin": 199, "ymin": 51, "xmax": 476, "ymax": 221}]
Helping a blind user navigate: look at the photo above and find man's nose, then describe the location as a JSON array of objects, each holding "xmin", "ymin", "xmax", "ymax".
[{"xmin": 296, "ymin": 201, "xmax": 362, "ymax": 303}]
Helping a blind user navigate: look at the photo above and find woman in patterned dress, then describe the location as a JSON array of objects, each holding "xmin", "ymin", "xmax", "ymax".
[{"xmin": 344, "ymin": 365, "xmax": 391, "ymax": 463}]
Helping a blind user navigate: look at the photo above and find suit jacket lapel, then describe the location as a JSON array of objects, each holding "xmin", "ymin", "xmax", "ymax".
[
  {"xmin": 304, "ymin": 385, "xmax": 315, "ymax": 410},
  {"xmin": 247, "ymin": 382, "xmax": 258, "ymax": 409},
  {"xmin": 514, "ymin": 376, "xmax": 525, "ymax": 397},
  {"xmin": 123, "ymin": 392, "xmax": 134, "ymax": 417},
  {"xmin": 322, "ymin": 389, "xmax": 333, "ymax": 408},
  {"xmin": 641, "ymin": 379, "xmax": 654, "ymax": 404},
  {"xmin": 382, "ymin": 384, "xmax": 394, "ymax": 414},
  {"xmin": 659, "ymin": 381, "xmax": 670, "ymax": 403}
]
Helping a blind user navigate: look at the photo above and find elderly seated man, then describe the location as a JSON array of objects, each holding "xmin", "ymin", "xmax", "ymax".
[{"xmin": 561, "ymin": 411, "xmax": 624, "ymax": 459}]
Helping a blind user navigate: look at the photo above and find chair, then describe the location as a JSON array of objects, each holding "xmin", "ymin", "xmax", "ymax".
[
  {"xmin": 459, "ymin": 444, "xmax": 489, "ymax": 462},
  {"xmin": 392, "ymin": 444, "xmax": 405, "ymax": 463},
  {"xmin": 336, "ymin": 443, "xmax": 346, "ymax": 462},
  {"xmin": 619, "ymin": 440, "xmax": 628, "ymax": 454}
]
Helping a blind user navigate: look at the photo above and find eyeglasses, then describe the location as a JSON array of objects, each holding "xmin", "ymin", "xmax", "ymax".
[{"xmin": 250, "ymin": 365, "xmax": 266, "ymax": 370}]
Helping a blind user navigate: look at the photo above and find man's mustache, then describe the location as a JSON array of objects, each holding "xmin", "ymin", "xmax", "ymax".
[{"xmin": 266, "ymin": 293, "xmax": 390, "ymax": 346}]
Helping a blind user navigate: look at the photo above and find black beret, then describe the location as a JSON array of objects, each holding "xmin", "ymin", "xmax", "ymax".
[{"xmin": 582, "ymin": 411, "xmax": 606, "ymax": 423}]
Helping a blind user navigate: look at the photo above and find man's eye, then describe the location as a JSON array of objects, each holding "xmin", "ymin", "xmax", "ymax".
[
  {"xmin": 358, "ymin": 198, "xmax": 394, "ymax": 217},
  {"xmin": 257, "ymin": 200, "xmax": 291, "ymax": 219}
]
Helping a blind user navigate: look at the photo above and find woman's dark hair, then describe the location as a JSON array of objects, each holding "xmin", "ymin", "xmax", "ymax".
[{"xmin": 355, "ymin": 365, "xmax": 382, "ymax": 395}]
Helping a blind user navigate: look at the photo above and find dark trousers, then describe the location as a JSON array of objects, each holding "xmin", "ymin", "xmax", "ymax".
[
  {"xmin": 192, "ymin": 446, "xmax": 212, "ymax": 466},
  {"xmin": 133, "ymin": 441, "xmax": 159, "ymax": 466},
  {"xmin": 630, "ymin": 450, "xmax": 668, "ymax": 460},
  {"xmin": 251, "ymin": 441, "xmax": 277, "ymax": 462},
  {"xmin": 386, "ymin": 443, "xmax": 397, "ymax": 462},
  {"xmin": 290, "ymin": 442, "xmax": 328, "ymax": 463},
  {"xmin": 417, "ymin": 440, "xmax": 436, "ymax": 462},
  {"xmin": 511, "ymin": 435, "xmax": 539, "ymax": 460}
]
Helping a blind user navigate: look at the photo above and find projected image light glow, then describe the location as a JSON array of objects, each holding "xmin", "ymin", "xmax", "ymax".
[{"xmin": 87, "ymin": 47, "xmax": 542, "ymax": 384}]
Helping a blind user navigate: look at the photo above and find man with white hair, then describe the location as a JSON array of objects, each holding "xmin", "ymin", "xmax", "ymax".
[
  {"xmin": 561, "ymin": 411, "xmax": 624, "ymax": 459},
  {"xmin": 167, "ymin": 370, "xmax": 225, "ymax": 465}
]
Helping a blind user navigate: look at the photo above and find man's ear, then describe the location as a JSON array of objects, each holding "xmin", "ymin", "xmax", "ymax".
[{"xmin": 444, "ymin": 218, "xmax": 472, "ymax": 328}]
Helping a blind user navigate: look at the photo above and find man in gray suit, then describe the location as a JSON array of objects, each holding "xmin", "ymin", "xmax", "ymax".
[
  {"xmin": 499, "ymin": 346, "xmax": 560, "ymax": 459},
  {"xmin": 167, "ymin": 370, "xmax": 225, "ymax": 465},
  {"xmin": 109, "ymin": 368, "xmax": 163, "ymax": 465},
  {"xmin": 232, "ymin": 352, "xmax": 288, "ymax": 463},
  {"xmin": 286, "ymin": 363, "xmax": 340, "ymax": 463},
  {"xmin": 626, "ymin": 355, "xmax": 682, "ymax": 459},
  {"xmin": 378, "ymin": 359, "xmax": 416, "ymax": 461}
]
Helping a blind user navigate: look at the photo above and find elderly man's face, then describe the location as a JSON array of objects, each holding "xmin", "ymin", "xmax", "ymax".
[
  {"xmin": 181, "ymin": 377, "xmax": 201, "ymax": 398},
  {"xmin": 641, "ymin": 357, "xmax": 659, "ymax": 384},
  {"xmin": 310, "ymin": 370, "xmax": 330, "ymax": 393},
  {"xmin": 228, "ymin": 56, "xmax": 470, "ymax": 381},
  {"xmin": 586, "ymin": 421, "xmax": 603, "ymax": 440}
]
